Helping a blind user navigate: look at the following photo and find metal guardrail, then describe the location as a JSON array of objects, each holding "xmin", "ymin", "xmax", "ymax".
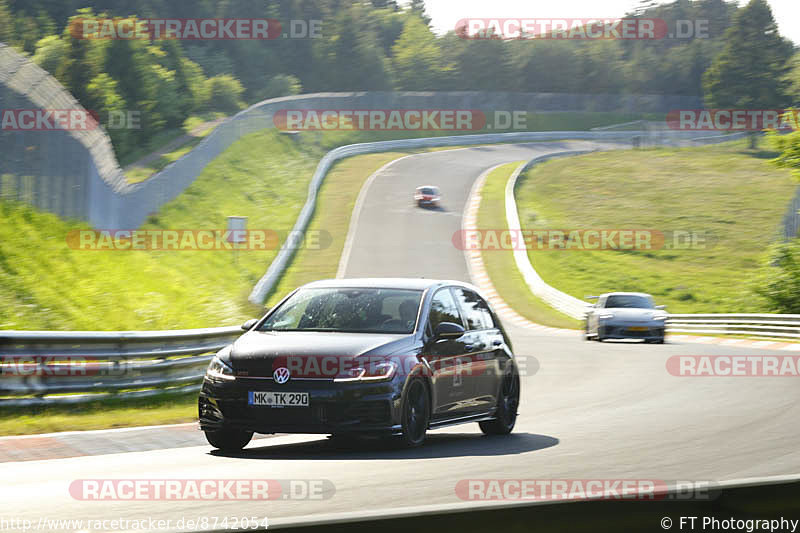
[
  {"xmin": 666, "ymin": 314, "xmax": 800, "ymax": 339},
  {"xmin": 0, "ymin": 326, "xmax": 240, "ymax": 406},
  {"xmin": 500, "ymin": 135, "xmax": 800, "ymax": 342}
]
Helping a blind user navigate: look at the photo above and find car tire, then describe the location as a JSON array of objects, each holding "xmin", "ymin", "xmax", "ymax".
[
  {"xmin": 596, "ymin": 327, "xmax": 604, "ymax": 342},
  {"xmin": 479, "ymin": 365, "xmax": 520, "ymax": 435},
  {"xmin": 584, "ymin": 323, "xmax": 592, "ymax": 341},
  {"xmin": 656, "ymin": 337, "xmax": 665, "ymax": 344},
  {"xmin": 204, "ymin": 427, "xmax": 253, "ymax": 451},
  {"xmin": 399, "ymin": 378, "xmax": 430, "ymax": 447}
]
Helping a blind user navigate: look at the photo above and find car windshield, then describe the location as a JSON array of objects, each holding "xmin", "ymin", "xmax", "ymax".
[
  {"xmin": 420, "ymin": 187, "xmax": 437, "ymax": 195},
  {"xmin": 605, "ymin": 295, "xmax": 654, "ymax": 309},
  {"xmin": 259, "ymin": 288, "xmax": 423, "ymax": 334}
]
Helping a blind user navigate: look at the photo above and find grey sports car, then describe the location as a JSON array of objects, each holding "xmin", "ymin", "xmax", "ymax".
[{"xmin": 584, "ymin": 292, "xmax": 667, "ymax": 343}]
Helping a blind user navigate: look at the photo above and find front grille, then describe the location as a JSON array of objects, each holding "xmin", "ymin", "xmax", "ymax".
[
  {"xmin": 336, "ymin": 401, "xmax": 391, "ymax": 424},
  {"xmin": 225, "ymin": 402, "xmax": 328, "ymax": 426}
]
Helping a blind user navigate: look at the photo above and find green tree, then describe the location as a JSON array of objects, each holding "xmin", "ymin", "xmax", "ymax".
[
  {"xmin": 408, "ymin": 0, "xmax": 431, "ymax": 26},
  {"xmin": 32, "ymin": 35, "xmax": 67, "ymax": 74},
  {"xmin": 86, "ymin": 73, "xmax": 134, "ymax": 156},
  {"xmin": 392, "ymin": 15, "xmax": 450, "ymax": 90},
  {"xmin": 754, "ymin": 239, "xmax": 800, "ymax": 313},
  {"xmin": 204, "ymin": 74, "xmax": 245, "ymax": 113},
  {"xmin": 0, "ymin": 0, "xmax": 14, "ymax": 45},
  {"xmin": 702, "ymin": 0, "xmax": 794, "ymax": 146}
]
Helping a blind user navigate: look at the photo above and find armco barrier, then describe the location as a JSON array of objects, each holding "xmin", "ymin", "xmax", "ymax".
[
  {"xmin": 496, "ymin": 138, "xmax": 800, "ymax": 340},
  {"xmin": 666, "ymin": 314, "xmax": 800, "ymax": 339},
  {"xmin": 0, "ymin": 326, "xmax": 240, "ymax": 406}
]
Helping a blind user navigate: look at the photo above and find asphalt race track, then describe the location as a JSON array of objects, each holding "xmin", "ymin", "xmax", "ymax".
[{"xmin": 4, "ymin": 142, "xmax": 800, "ymax": 530}]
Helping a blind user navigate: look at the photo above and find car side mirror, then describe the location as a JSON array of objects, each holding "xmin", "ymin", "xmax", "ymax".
[
  {"xmin": 655, "ymin": 305, "xmax": 666, "ymax": 310},
  {"xmin": 241, "ymin": 318, "xmax": 258, "ymax": 331},
  {"xmin": 434, "ymin": 322, "xmax": 465, "ymax": 338}
]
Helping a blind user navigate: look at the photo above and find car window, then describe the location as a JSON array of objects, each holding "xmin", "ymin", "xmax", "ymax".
[
  {"xmin": 259, "ymin": 288, "xmax": 422, "ymax": 334},
  {"xmin": 454, "ymin": 288, "xmax": 491, "ymax": 330},
  {"xmin": 604, "ymin": 295, "xmax": 654, "ymax": 309},
  {"xmin": 428, "ymin": 288, "xmax": 463, "ymax": 330}
]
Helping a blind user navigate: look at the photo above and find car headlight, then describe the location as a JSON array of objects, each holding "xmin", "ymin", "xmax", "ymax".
[
  {"xmin": 599, "ymin": 313, "xmax": 615, "ymax": 319},
  {"xmin": 206, "ymin": 352, "xmax": 235, "ymax": 381},
  {"xmin": 334, "ymin": 361, "xmax": 397, "ymax": 383}
]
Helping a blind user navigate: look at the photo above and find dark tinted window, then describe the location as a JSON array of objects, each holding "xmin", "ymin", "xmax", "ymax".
[
  {"xmin": 259, "ymin": 288, "xmax": 422, "ymax": 333},
  {"xmin": 454, "ymin": 288, "xmax": 493, "ymax": 330},
  {"xmin": 429, "ymin": 288, "xmax": 463, "ymax": 329},
  {"xmin": 604, "ymin": 295, "xmax": 654, "ymax": 309}
]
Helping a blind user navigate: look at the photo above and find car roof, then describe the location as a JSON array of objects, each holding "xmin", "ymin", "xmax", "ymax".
[
  {"xmin": 300, "ymin": 278, "xmax": 474, "ymax": 291},
  {"xmin": 601, "ymin": 292, "xmax": 653, "ymax": 298}
]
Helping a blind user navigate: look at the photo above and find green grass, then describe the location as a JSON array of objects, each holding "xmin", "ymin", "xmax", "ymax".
[
  {"xmin": 0, "ymin": 392, "xmax": 198, "ymax": 435},
  {"xmin": 124, "ymin": 137, "xmax": 206, "ymax": 183},
  {"xmin": 118, "ymin": 112, "xmax": 226, "ymax": 168},
  {"xmin": 522, "ymin": 111, "xmax": 661, "ymax": 131},
  {"xmin": 0, "ymin": 129, "xmax": 326, "ymax": 330},
  {"xmin": 514, "ymin": 140, "xmax": 797, "ymax": 313},
  {"xmin": 478, "ymin": 163, "xmax": 582, "ymax": 329}
]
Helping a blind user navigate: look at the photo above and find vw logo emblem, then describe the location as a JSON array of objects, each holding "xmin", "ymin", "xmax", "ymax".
[{"xmin": 273, "ymin": 367, "xmax": 291, "ymax": 384}]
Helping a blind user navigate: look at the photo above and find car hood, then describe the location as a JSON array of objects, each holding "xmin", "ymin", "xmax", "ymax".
[
  {"xmin": 229, "ymin": 330, "xmax": 416, "ymax": 376},
  {"xmin": 603, "ymin": 308, "xmax": 664, "ymax": 322}
]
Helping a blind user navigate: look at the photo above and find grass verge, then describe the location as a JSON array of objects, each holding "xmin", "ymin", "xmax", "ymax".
[
  {"xmin": 477, "ymin": 163, "xmax": 582, "ymax": 329},
  {"xmin": 514, "ymin": 140, "xmax": 797, "ymax": 313},
  {"xmin": 0, "ymin": 392, "xmax": 198, "ymax": 436},
  {"xmin": 0, "ymin": 129, "xmax": 325, "ymax": 330}
]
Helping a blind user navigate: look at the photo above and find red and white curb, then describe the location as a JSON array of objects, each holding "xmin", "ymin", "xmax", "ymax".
[
  {"xmin": 463, "ymin": 165, "xmax": 573, "ymax": 337},
  {"xmin": 462, "ymin": 164, "xmax": 800, "ymax": 352}
]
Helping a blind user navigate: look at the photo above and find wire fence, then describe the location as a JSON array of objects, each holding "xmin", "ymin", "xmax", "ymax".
[{"xmin": 2, "ymin": 42, "xmax": 713, "ymax": 230}]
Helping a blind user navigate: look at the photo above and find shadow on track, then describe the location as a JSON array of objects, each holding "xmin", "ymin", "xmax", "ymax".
[
  {"xmin": 415, "ymin": 204, "xmax": 447, "ymax": 213},
  {"xmin": 210, "ymin": 432, "xmax": 558, "ymax": 461}
]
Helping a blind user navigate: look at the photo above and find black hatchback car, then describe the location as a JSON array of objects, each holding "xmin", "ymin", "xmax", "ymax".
[{"xmin": 199, "ymin": 278, "xmax": 520, "ymax": 449}]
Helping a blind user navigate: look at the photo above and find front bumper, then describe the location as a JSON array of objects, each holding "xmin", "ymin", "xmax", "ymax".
[
  {"xmin": 598, "ymin": 321, "xmax": 665, "ymax": 340},
  {"xmin": 199, "ymin": 376, "xmax": 403, "ymax": 435}
]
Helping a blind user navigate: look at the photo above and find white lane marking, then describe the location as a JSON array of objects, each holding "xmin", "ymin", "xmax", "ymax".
[
  {"xmin": 460, "ymin": 161, "xmax": 576, "ymax": 337},
  {"xmin": 336, "ymin": 153, "xmax": 418, "ymax": 278}
]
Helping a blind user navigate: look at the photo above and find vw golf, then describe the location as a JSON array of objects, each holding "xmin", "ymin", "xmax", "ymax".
[{"xmin": 199, "ymin": 278, "xmax": 520, "ymax": 450}]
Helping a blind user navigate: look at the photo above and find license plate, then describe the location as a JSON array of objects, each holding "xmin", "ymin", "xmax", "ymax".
[
  {"xmin": 628, "ymin": 326, "xmax": 649, "ymax": 331},
  {"xmin": 248, "ymin": 391, "xmax": 309, "ymax": 407}
]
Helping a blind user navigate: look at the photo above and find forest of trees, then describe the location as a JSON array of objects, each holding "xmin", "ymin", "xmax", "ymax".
[{"xmin": 0, "ymin": 0, "xmax": 798, "ymax": 159}]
